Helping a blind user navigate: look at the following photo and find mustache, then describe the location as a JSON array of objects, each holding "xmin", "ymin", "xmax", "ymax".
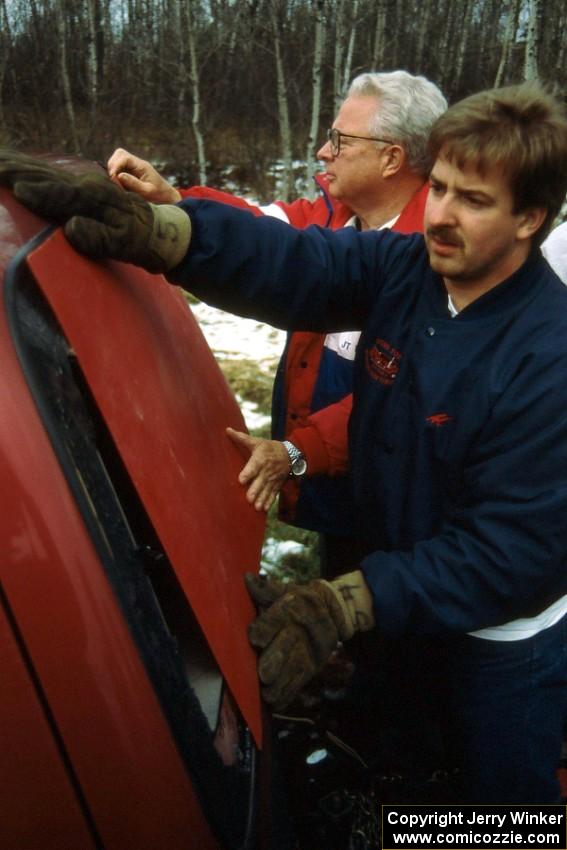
[{"xmin": 426, "ymin": 226, "xmax": 463, "ymax": 247}]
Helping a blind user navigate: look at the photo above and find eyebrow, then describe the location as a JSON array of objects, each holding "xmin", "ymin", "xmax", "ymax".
[{"xmin": 429, "ymin": 172, "xmax": 495, "ymax": 201}]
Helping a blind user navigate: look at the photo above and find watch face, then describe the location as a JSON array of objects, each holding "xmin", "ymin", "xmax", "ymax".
[{"xmin": 291, "ymin": 456, "xmax": 307, "ymax": 476}]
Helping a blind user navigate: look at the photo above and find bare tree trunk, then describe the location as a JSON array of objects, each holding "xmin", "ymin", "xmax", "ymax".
[
  {"xmin": 305, "ymin": 0, "xmax": 326, "ymax": 198},
  {"xmin": 524, "ymin": 0, "xmax": 541, "ymax": 80},
  {"xmin": 475, "ymin": 0, "xmax": 500, "ymax": 87},
  {"xmin": 341, "ymin": 0, "xmax": 358, "ymax": 102},
  {"xmin": 96, "ymin": 0, "xmax": 108, "ymax": 98},
  {"xmin": 452, "ymin": 0, "xmax": 474, "ymax": 96},
  {"xmin": 555, "ymin": 0, "xmax": 567, "ymax": 89},
  {"xmin": 439, "ymin": 0, "xmax": 457, "ymax": 88},
  {"xmin": 85, "ymin": 0, "xmax": 99, "ymax": 134},
  {"xmin": 332, "ymin": 0, "xmax": 358, "ymax": 112},
  {"xmin": 372, "ymin": 0, "xmax": 387, "ymax": 68},
  {"xmin": 271, "ymin": 1, "xmax": 293, "ymax": 201},
  {"xmin": 55, "ymin": 0, "xmax": 80, "ymax": 152},
  {"xmin": 0, "ymin": 0, "xmax": 12, "ymax": 133},
  {"xmin": 186, "ymin": 1, "xmax": 207, "ymax": 183},
  {"xmin": 495, "ymin": 0, "xmax": 521, "ymax": 87},
  {"xmin": 415, "ymin": 3, "xmax": 430, "ymax": 70},
  {"xmin": 226, "ymin": 3, "xmax": 246, "ymax": 68},
  {"xmin": 332, "ymin": 0, "xmax": 345, "ymax": 114},
  {"xmin": 172, "ymin": 0, "xmax": 187, "ymax": 127}
]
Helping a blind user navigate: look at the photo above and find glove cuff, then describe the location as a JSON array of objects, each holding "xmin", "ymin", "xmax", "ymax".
[
  {"xmin": 324, "ymin": 570, "xmax": 375, "ymax": 640},
  {"xmin": 148, "ymin": 203, "xmax": 192, "ymax": 270}
]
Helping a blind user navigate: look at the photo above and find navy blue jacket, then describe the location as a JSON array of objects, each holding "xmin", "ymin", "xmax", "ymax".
[{"xmin": 173, "ymin": 199, "xmax": 567, "ymax": 636}]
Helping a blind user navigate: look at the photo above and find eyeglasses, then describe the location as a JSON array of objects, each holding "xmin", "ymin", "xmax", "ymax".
[{"xmin": 326, "ymin": 127, "xmax": 393, "ymax": 157}]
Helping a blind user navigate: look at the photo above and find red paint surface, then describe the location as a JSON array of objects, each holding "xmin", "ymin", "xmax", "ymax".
[
  {"xmin": 0, "ymin": 189, "xmax": 266, "ymax": 848},
  {"xmin": 27, "ymin": 230, "xmax": 264, "ymax": 744}
]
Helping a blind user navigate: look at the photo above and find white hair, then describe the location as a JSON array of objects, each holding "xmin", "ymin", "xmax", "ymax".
[{"xmin": 347, "ymin": 70, "xmax": 447, "ymax": 177}]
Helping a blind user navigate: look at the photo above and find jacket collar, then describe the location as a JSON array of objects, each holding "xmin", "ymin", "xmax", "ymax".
[
  {"xmin": 313, "ymin": 173, "xmax": 353, "ymax": 228},
  {"xmin": 314, "ymin": 173, "xmax": 428, "ymax": 235},
  {"xmin": 428, "ymin": 250, "xmax": 552, "ymax": 322}
]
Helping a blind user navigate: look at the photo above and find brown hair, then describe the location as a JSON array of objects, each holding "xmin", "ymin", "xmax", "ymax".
[{"xmin": 428, "ymin": 83, "xmax": 567, "ymax": 244}]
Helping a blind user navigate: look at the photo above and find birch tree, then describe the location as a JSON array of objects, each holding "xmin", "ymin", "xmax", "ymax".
[
  {"xmin": 371, "ymin": 0, "xmax": 387, "ymax": 69},
  {"xmin": 438, "ymin": 0, "xmax": 458, "ymax": 90},
  {"xmin": 185, "ymin": 0, "xmax": 207, "ymax": 183},
  {"xmin": 55, "ymin": 0, "xmax": 80, "ymax": 152},
  {"xmin": 305, "ymin": 0, "xmax": 326, "ymax": 198},
  {"xmin": 332, "ymin": 0, "xmax": 358, "ymax": 114},
  {"xmin": 451, "ymin": 0, "xmax": 475, "ymax": 96},
  {"xmin": 332, "ymin": 0, "xmax": 347, "ymax": 114},
  {"xmin": 171, "ymin": 0, "xmax": 187, "ymax": 127},
  {"xmin": 524, "ymin": 0, "xmax": 541, "ymax": 81},
  {"xmin": 473, "ymin": 0, "xmax": 501, "ymax": 88},
  {"xmin": 270, "ymin": 0, "xmax": 293, "ymax": 200},
  {"xmin": 85, "ymin": 0, "xmax": 100, "ymax": 134},
  {"xmin": 0, "ymin": 0, "xmax": 12, "ymax": 133},
  {"xmin": 414, "ymin": 3, "xmax": 430, "ymax": 71},
  {"xmin": 494, "ymin": 0, "xmax": 522, "ymax": 87},
  {"xmin": 553, "ymin": 0, "xmax": 567, "ymax": 91},
  {"xmin": 341, "ymin": 0, "xmax": 358, "ymax": 98}
]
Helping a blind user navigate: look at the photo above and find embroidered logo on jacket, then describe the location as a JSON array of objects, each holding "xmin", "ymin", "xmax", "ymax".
[
  {"xmin": 426, "ymin": 413, "xmax": 453, "ymax": 427},
  {"xmin": 365, "ymin": 338, "xmax": 402, "ymax": 385}
]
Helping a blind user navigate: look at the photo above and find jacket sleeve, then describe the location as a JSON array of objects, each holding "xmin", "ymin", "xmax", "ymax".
[
  {"xmin": 362, "ymin": 346, "xmax": 567, "ymax": 636},
  {"xmin": 178, "ymin": 186, "xmax": 265, "ymax": 216},
  {"xmin": 177, "ymin": 187, "xmax": 332, "ymax": 227},
  {"xmin": 289, "ymin": 394, "xmax": 352, "ymax": 475},
  {"xmin": 170, "ymin": 198, "xmax": 413, "ymax": 332},
  {"xmin": 269, "ymin": 196, "xmax": 333, "ymax": 228}
]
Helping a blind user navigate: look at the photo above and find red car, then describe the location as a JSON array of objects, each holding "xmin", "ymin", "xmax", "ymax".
[{"xmin": 0, "ymin": 165, "xmax": 280, "ymax": 849}]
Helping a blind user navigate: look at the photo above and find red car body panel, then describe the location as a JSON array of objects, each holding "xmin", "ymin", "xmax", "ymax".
[
  {"xmin": 28, "ymin": 230, "xmax": 264, "ymax": 742},
  {"xmin": 0, "ymin": 604, "xmax": 97, "ymax": 849},
  {"xmin": 0, "ymin": 186, "xmax": 267, "ymax": 849}
]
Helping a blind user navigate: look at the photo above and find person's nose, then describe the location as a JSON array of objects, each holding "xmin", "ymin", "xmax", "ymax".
[
  {"xmin": 317, "ymin": 138, "xmax": 333, "ymax": 161},
  {"xmin": 427, "ymin": 190, "xmax": 457, "ymax": 229}
]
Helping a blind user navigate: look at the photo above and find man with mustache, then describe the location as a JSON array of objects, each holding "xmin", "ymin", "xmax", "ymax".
[
  {"xmin": 107, "ymin": 71, "xmax": 448, "ymax": 578},
  {"xmin": 1, "ymin": 81, "xmax": 566, "ymax": 803}
]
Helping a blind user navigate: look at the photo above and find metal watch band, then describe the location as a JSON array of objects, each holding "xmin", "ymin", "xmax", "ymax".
[{"xmin": 282, "ymin": 440, "xmax": 307, "ymax": 477}]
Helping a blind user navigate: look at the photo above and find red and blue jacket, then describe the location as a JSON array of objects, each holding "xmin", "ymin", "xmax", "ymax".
[{"xmin": 180, "ymin": 177, "xmax": 427, "ymax": 535}]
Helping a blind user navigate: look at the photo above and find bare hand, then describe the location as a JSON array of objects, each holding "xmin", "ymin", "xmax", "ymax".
[
  {"xmin": 227, "ymin": 427, "xmax": 290, "ymax": 511},
  {"xmin": 107, "ymin": 147, "xmax": 182, "ymax": 204}
]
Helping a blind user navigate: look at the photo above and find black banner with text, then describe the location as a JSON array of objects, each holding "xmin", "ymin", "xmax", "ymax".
[{"xmin": 381, "ymin": 804, "xmax": 567, "ymax": 849}]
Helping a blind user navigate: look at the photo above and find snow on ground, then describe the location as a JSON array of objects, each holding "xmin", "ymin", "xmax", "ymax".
[
  {"xmin": 261, "ymin": 538, "xmax": 306, "ymax": 574},
  {"xmin": 184, "ymin": 200, "xmax": 313, "ymax": 568},
  {"xmin": 190, "ymin": 299, "xmax": 310, "ymax": 571},
  {"xmin": 190, "ymin": 301, "xmax": 285, "ymax": 365},
  {"xmin": 190, "ymin": 300, "xmax": 286, "ymax": 430},
  {"xmin": 238, "ymin": 400, "xmax": 272, "ymax": 431}
]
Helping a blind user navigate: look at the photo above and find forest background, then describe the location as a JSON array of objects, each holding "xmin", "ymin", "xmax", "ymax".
[
  {"xmin": 2, "ymin": 0, "xmax": 565, "ymax": 576},
  {"xmin": 1, "ymin": 0, "xmax": 566, "ymax": 202}
]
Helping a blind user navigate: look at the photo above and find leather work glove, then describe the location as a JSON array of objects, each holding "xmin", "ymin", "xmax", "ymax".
[
  {"xmin": 0, "ymin": 150, "xmax": 191, "ymax": 273},
  {"xmin": 246, "ymin": 571, "xmax": 375, "ymax": 711}
]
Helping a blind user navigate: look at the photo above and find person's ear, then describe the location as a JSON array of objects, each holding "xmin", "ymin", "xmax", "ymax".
[
  {"xmin": 381, "ymin": 144, "xmax": 405, "ymax": 178},
  {"xmin": 516, "ymin": 207, "xmax": 547, "ymax": 242}
]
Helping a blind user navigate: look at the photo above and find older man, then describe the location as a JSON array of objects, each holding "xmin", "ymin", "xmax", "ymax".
[{"xmin": 108, "ymin": 70, "xmax": 447, "ymax": 576}]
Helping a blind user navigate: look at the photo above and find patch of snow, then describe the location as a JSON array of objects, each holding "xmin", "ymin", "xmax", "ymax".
[
  {"xmin": 238, "ymin": 398, "xmax": 271, "ymax": 431},
  {"xmin": 190, "ymin": 301, "xmax": 285, "ymax": 371},
  {"xmin": 261, "ymin": 538, "xmax": 307, "ymax": 573},
  {"xmin": 189, "ymin": 301, "xmax": 285, "ymax": 430}
]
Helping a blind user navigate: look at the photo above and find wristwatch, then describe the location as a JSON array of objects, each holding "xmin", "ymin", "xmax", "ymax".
[{"xmin": 282, "ymin": 440, "xmax": 307, "ymax": 478}]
